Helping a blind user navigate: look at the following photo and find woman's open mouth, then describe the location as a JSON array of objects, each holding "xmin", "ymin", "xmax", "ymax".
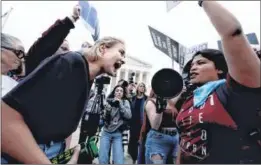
[
  {"xmin": 113, "ymin": 61, "xmax": 124, "ymax": 71},
  {"xmin": 190, "ymin": 73, "xmax": 198, "ymax": 79}
]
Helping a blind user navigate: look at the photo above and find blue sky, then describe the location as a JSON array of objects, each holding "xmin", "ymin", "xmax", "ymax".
[{"xmin": 2, "ymin": 1, "xmax": 260, "ymax": 74}]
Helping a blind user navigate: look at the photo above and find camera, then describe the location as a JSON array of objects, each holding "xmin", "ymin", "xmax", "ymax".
[
  {"xmin": 129, "ymin": 72, "xmax": 135, "ymax": 84},
  {"xmin": 107, "ymin": 98, "xmax": 120, "ymax": 107},
  {"xmin": 95, "ymin": 75, "xmax": 111, "ymax": 85}
]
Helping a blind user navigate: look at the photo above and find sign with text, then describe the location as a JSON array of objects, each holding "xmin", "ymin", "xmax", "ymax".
[
  {"xmin": 179, "ymin": 44, "xmax": 188, "ymax": 67},
  {"xmin": 79, "ymin": 1, "xmax": 100, "ymax": 41},
  {"xmin": 179, "ymin": 43, "xmax": 208, "ymax": 68},
  {"xmin": 148, "ymin": 26, "xmax": 179, "ymax": 63},
  {"xmin": 217, "ymin": 32, "xmax": 259, "ymax": 51},
  {"xmin": 186, "ymin": 42, "xmax": 208, "ymax": 55},
  {"xmin": 166, "ymin": 1, "xmax": 182, "ymax": 12}
]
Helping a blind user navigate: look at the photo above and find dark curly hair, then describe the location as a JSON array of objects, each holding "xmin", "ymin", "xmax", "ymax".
[
  {"xmin": 192, "ymin": 49, "xmax": 228, "ymax": 79},
  {"xmin": 107, "ymin": 85, "xmax": 128, "ymax": 100}
]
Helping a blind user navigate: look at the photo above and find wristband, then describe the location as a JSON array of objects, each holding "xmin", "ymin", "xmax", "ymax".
[{"xmin": 198, "ymin": 0, "xmax": 204, "ymax": 7}]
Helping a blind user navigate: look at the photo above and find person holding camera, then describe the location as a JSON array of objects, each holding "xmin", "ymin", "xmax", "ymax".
[
  {"xmin": 99, "ymin": 85, "xmax": 132, "ymax": 164},
  {"xmin": 175, "ymin": 1, "xmax": 261, "ymax": 164},
  {"xmin": 143, "ymin": 89, "xmax": 180, "ymax": 164}
]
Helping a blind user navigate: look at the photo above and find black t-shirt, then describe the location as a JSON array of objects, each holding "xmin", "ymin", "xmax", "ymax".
[
  {"xmin": 176, "ymin": 75, "xmax": 261, "ymax": 164},
  {"xmin": 134, "ymin": 98, "xmax": 142, "ymax": 122},
  {"xmin": 2, "ymin": 52, "xmax": 91, "ymax": 144}
]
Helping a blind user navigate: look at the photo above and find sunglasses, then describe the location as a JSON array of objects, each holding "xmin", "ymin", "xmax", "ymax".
[{"xmin": 2, "ymin": 46, "xmax": 25, "ymax": 59}]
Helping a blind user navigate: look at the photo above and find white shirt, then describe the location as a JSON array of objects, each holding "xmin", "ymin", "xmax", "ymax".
[{"xmin": 1, "ymin": 75, "xmax": 18, "ymax": 97}]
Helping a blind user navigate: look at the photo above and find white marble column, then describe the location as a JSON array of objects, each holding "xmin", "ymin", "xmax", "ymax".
[
  {"xmin": 132, "ymin": 71, "xmax": 136, "ymax": 83},
  {"xmin": 124, "ymin": 69, "xmax": 129, "ymax": 81},
  {"xmin": 139, "ymin": 71, "xmax": 143, "ymax": 83},
  {"xmin": 144, "ymin": 72, "xmax": 148, "ymax": 86}
]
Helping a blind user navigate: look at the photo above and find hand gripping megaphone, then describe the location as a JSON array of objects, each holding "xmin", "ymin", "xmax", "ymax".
[{"xmin": 151, "ymin": 68, "xmax": 183, "ymax": 113}]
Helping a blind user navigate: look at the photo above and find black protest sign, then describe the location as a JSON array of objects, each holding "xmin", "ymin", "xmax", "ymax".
[
  {"xmin": 148, "ymin": 26, "xmax": 179, "ymax": 63},
  {"xmin": 178, "ymin": 44, "xmax": 188, "ymax": 67}
]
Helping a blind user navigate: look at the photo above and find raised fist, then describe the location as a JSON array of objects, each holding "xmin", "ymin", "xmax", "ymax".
[{"xmin": 72, "ymin": 5, "xmax": 81, "ymax": 20}]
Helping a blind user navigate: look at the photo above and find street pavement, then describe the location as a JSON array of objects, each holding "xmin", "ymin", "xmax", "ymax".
[{"xmin": 70, "ymin": 127, "xmax": 133, "ymax": 164}]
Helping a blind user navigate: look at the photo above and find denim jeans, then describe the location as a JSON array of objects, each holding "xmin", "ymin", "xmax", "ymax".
[
  {"xmin": 98, "ymin": 130, "xmax": 124, "ymax": 164},
  {"xmin": 1, "ymin": 141, "xmax": 65, "ymax": 164},
  {"xmin": 145, "ymin": 129, "xmax": 179, "ymax": 164}
]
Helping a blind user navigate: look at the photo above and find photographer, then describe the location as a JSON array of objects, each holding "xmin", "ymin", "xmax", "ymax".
[
  {"xmin": 1, "ymin": 36, "xmax": 126, "ymax": 164},
  {"xmin": 99, "ymin": 85, "xmax": 132, "ymax": 164},
  {"xmin": 175, "ymin": 1, "xmax": 261, "ymax": 164},
  {"xmin": 77, "ymin": 76, "xmax": 108, "ymax": 164}
]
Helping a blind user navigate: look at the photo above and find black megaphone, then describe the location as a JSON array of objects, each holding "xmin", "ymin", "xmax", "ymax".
[
  {"xmin": 151, "ymin": 68, "xmax": 183, "ymax": 99},
  {"xmin": 151, "ymin": 68, "xmax": 183, "ymax": 113}
]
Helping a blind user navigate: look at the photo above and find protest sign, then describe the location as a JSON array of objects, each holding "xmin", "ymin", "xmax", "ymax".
[
  {"xmin": 148, "ymin": 26, "xmax": 179, "ymax": 63},
  {"xmin": 217, "ymin": 32, "xmax": 259, "ymax": 51},
  {"xmin": 79, "ymin": 1, "xmax": 100, "ymax": 41}
]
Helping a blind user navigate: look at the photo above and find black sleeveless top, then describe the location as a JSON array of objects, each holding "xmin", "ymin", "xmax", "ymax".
[{"xmin": 145, "ymin": 98, "xmax": 176, "ymax": 130}]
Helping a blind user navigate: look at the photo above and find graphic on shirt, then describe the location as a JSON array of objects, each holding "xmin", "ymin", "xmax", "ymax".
[{"xmin": 176, "ymin": 93, "xmax": 237, "ymax": 160}]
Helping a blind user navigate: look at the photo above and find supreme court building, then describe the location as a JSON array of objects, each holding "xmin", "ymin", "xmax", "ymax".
[{"xmin": 104, "ymin": 55, "xmax": 153, "ymax": 95}]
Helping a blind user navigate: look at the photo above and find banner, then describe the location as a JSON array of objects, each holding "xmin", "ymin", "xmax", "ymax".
[
  {"xmin": 79, "ymin": 1, "xmax": 100, "ymax": 41},
  {"xmin": 217, "ymin": 32, "xmax": 259, "ymax": 51},
  {"xmin": 148, "ymin": 26, "xmax": 179, "ymax": 63},
  {"xmin": 166, "ymin": 1, "xmax": 182, "ymax": 12}
]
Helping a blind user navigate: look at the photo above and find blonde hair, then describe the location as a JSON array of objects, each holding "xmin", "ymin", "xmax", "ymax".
[
  {"xmin": 137, "ymin": 82, "xmax": 146, "ymax": 94},
  {"xmin": 88, "ymin": 36, "xmax": 125, "ymax": 61}
]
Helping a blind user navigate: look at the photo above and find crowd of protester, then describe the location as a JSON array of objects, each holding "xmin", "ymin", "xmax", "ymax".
[{"xmin": 1, "ymin": 1, "xmax": 261, "ymax": 164}]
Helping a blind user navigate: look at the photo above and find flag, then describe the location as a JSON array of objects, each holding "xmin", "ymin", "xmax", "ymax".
[{"xmin": 79, "ymin": 1, "xmax": 100, "ymax": 41}]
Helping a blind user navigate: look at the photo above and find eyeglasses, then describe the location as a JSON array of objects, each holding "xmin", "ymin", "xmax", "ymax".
[{"xmin": 2, "ymin": 46, "xmax": 25, "ymax": 59}]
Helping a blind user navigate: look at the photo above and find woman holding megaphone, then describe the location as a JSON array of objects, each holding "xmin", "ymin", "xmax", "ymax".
[
  {"xmin": 142, "ymin": 68, "xmax": 184, "ymax": 164},
  {"xmin": 174, "ymin": 1, "xmax": 261, "ymax": 164}
]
